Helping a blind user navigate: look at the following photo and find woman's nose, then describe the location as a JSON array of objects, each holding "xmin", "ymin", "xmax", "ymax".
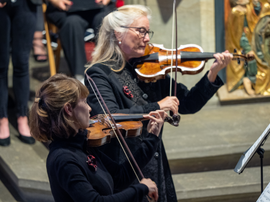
[{"xmin": 144, "ymin": 33, "xmax": 150, "ymax": 42}]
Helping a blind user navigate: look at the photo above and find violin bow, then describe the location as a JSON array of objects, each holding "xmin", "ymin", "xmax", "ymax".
[
  {"xmin": 169, "ymin": 0, "xmax": 181, "ymax": 124},
  {"xmin": 169, "ymin": 0, "xmax": 175, "ymax": 95},
  {"xmin": 86, "ymin": 73, "xmax": 143, "ymax": 181},
  {"xmin": 86, "ymin": 74, "xmax": 157, "ymax": 202}
]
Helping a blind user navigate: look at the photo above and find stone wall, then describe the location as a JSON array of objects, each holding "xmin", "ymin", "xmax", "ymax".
[{"xmin": 125, "ymin": 0, "xmax": 216, "ymax": 89}]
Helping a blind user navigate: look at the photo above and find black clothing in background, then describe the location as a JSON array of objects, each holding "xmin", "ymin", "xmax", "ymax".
[
  {"xmin": 85, "ymin": 62, "xmax": 223, "ymax": 202},
  {"xmin": 46, "ymin": 0, "xmax": 116, "ymax": 77},
  {"xmin": 47, "ymin": 129, "xmax": 160, "ymax": 202},
  {"xmin": 29, "ymin": 0, "xmax": 42, "ymax": 5},
  {"xmin": 0, "ymin": 0, "xmax": 37, "ymax": 117},
  {"xmin": 64, "ymin": 0, "xmax": 101, "ymax": 13}
]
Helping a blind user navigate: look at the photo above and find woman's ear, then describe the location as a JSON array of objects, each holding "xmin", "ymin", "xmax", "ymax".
[
  {"xmin": 64, "ymin": 103, "xmax": 73, "ymax": 117},
  {"xmin": 114, "ymin": 31, "xmax": 122, "ymax": 42}
]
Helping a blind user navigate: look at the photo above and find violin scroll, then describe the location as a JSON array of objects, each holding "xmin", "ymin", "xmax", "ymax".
[{"xmin": 232, "ymin": 53, "xmax": 255, "ymax": 64}]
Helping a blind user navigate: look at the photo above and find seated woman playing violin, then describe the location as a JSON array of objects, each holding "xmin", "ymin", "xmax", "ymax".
[
  {"xmin": 85, "ymin": 5, "xmax": 233, "ymax": 202},
  {"xmin": 29, "ymin": 73, "xmax": 167, "ymax": 202}
]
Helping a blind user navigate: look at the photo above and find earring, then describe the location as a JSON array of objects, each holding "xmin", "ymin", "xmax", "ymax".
[{"xmin": 119, "ymin": 41, "xmax": 121, "ymax": 45}]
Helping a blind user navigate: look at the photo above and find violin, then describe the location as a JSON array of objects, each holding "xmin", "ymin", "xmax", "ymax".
[
  {"xmin": 131, "ymin": 43, "xmax": 255, "ymax": 83},
  {"xmin": 86, "ymin": 114, "xmax": 144, "ymax": 147},
  {"xmin": 86, "ymin": 113, "xmax": 178, "ymax": 147}
]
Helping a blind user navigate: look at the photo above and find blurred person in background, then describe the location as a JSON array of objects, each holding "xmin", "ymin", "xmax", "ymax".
[
  {"xmin": 0, "ymin": 0, "xmax": 39, "ymax": 146},
  {"xmin": 46, "ymin": 0, "xmax": 116, "ymax": 83}
]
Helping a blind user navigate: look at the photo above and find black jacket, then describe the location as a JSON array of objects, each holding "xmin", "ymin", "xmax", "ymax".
[
  {"xmin": 47, "ymin": 0, "xmax": 102, "ymax": 13},
  {"xmin": 85, "ymin": 62, "xmax": 223, "ymax": 202},
  {"xmin": 30, "ymin": 0, "xmax": 42, "ymax": 5},
  {"xmin": 47, "ymin": 129, "xmax": 160, "ymax": 202}
]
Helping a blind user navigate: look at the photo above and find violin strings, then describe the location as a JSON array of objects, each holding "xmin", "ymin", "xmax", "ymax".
[{"xmin": 85, "ymin": 74, "xmax": 140, "ymax": 182}]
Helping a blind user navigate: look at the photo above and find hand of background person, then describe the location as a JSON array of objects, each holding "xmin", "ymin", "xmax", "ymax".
[
  {"xmin": 49, "ymin": 0, "xmax": 73, "ymax": 11},
  {"xmin": 95, "ymin": 0, "xmax": 111, "ymax": 6},
  {"xmin": 157, "ymin": 96, "xmax": 179, "ymax": 115},
  {"xmin": 207, "ymin": 50, "xmax": 233, "ymax": 82},
  {"xmin": 143, "ymin": 110, "xmax": 167, "ymax": 136},
  {"xmin": 140, "ymin": 178, "xmax": 158, "ymax": 201},
  {"xmin": 0, "ymin": 2, "xmax": 6, "ymax": 8}
]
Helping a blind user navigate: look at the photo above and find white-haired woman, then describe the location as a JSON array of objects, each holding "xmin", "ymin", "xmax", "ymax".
[{"xmin": 85, "ymin": 5, "xmax": 232, "ymax": 202}]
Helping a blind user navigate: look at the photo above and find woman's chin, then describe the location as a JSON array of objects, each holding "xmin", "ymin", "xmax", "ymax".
[{"xmin": 135, "ymin": 51, "xmax": 146, "ymax": 58}]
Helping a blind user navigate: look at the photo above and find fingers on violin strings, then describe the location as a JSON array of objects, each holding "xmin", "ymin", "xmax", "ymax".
[
  {"xmin": 148, "ymin": 111, "xmax": 161, "ymax": 121},
  {"xmin": 154, "ymin": 110, "xmax": 168, "ymax": 120},
  {"xmin": 160, "ymin": 110, "xmax": 168, "ymax": 119},
  {"xmin": 156, "ymin": 110, "xmax": 168, "ymax": 121},
  {"xmin": 217, "ymin": 53, "xmax": 226, "ymax": 65},
  {"xmin": 223, "ymin": 51, "xmax": 232, "ymax": 59},
  {"xmin": 226, "ymin": 52, "xmax": 233, "ymax": 63}
]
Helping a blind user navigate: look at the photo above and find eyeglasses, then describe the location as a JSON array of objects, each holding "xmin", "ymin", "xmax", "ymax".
[{"xmin": 121, "ymin": 26, "xmax": 154, "ymax": 39}]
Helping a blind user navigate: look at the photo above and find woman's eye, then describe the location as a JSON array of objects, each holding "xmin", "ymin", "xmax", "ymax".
[{"xmin": 139, "ymin": 28, "xmax": 146, "ymax": 33}]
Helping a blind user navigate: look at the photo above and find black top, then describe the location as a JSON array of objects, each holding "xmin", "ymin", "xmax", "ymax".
[
  {"xmin": 47, "ymin": 129, "xmax": 160, "ymax": 202},
  {"xmin": 66, "ymin": 0, "xmax": 102, "ymax": 12},
  {"xmin": 85, "ymin": 62, "xmax": 223, "ymax": 202}
]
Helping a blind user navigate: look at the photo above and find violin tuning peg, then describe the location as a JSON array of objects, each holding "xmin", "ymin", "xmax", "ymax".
[
  {"xmin": 237, "ymin": 58, "xmax": 240, "ymax": 65},
  {"xmin": 234, "ymin": 48, "xmax": 237, "ymax": 53}
]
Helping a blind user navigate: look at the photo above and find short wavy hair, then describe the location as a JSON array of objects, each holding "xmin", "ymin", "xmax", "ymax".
[{"xmin": 29, "ymin": 74, "xmax": 89, "ymax": 142}]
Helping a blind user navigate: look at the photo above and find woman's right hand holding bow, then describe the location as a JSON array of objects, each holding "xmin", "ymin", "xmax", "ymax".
[
  {"xmin": 140, "ymin": 178, "xmax": 158, "ymax": 201},
  {"xmin": 157, "ymin": 96, "xmax": 179, "ymax": 115}
]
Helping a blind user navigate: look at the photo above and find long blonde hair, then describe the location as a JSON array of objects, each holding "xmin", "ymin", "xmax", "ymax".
[
  {"xmin": 29, "ymin": 74, "xmax": 89, "ymax": 142},
  {"xmin": 85, "ymin": 5, "xmax": 151, "ymax": 72}
]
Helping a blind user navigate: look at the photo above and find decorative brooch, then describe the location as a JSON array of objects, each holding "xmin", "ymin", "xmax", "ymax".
[
  {"xmin": 86, "ymin": 155, "xmax": 97, "ymax": 172},
  {"xmin": 123, "ymin": 86, "xmax": 134, "ymax": 99}
]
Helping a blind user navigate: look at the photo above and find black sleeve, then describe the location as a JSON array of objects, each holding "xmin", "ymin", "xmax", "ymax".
[
  {"xmin": 167, "ymin": 71, "xmax": 223, "ymax": 114},
  {"xmin": 52, "ymin": 153, "xmax": 149, "ymax": 202},
  {"xmin": 96, "ymin": 133, "xmax": 160, "ymax": 190},
  {"xmin": 85, "ymin": 65, "xmax": 160, "ymax": 116}
]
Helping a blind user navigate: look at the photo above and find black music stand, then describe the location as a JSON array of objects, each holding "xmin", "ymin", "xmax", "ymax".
[{"xmin": 234, "ymin": 124, "xmax": 270, "ymax": 193}]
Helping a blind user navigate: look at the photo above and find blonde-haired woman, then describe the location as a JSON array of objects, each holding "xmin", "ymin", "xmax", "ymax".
[
  {"xmin": 85, "ymin": 5, "xmax": 232, "ymax": 202},
  {"xmin": 29, "ymin": 73, "xmax": 169, "ymax": 202}
]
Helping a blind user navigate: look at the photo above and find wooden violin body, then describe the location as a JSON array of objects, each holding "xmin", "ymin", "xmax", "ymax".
[
  {"xmin": 86, "ymin": 114, "xmax": 144, "ymax": 147},
  {"xmin": 134, "ymin": 43, "xmax": 206, "ymax": 83},
  {"xmin": 86, "ymin": 112, "xmax": 180, "ymax": 147},
  {"xmin": 133, "ymin": 43, "xmax": 254, "ymax": 83}
]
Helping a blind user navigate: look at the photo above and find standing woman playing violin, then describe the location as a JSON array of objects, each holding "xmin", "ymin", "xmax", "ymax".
[
  {"xmin": 29, "ymin": 73, "xmax": 167, "ymax": 202},
  {"xmin": 85, "ymin": 5, "xmax": 233, "ymax": 202}
]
